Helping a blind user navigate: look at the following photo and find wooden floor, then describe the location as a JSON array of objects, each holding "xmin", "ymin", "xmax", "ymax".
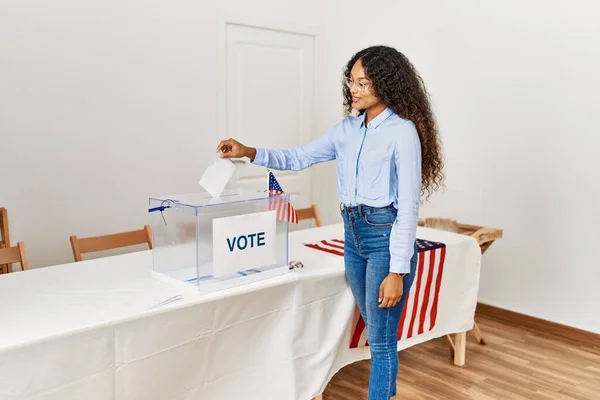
[{"xmin": 323, "ymin": 313, "xmax": 600, "ymax": 399}]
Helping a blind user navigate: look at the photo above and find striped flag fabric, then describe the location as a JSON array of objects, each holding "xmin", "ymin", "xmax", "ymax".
[
  {"xmin": 303, "ymin": 238, "xmax": 446, "ymax": 348},
  {"xmin": 304, "ymin": 239, "xmax": 345, "ymax": 256},
  {"xmin": 268, "ymin": 171, "xmax": 298, "ymax": 224}
]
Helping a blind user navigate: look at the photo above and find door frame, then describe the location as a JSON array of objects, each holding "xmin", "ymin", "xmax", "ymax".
[{"xmin": 216, "ymin": 13, "xmax": 322, "ymax": 196}]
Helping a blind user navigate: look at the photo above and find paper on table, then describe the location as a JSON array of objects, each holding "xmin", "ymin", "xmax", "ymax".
[{"xmin": 199, "ymin": 155, "xmax": 236, "ymax": 198}]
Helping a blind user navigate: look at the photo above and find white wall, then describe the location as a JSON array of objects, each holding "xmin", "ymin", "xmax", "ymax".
[
  {"xmin": 2, "ymin": 0, "xmax": 599, "ymax": 334},
  {"xmin": 426, "ymin": 1, "xmax": 600, "ymax": 335},
  {"xmin": 0, "ymin": 0, "xmax": 329, "ymax": 267},
  {"xmin": 316, "ymin": 0, "xmax": 600, "ymax": 333}
]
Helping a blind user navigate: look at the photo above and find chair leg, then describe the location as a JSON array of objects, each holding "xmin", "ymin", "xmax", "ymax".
[
  {"xmin": 446, "ymin": 334, "xmax": 456, "ymax": 358},
  {"xmin": 313, "ymin": 395, "xmax": 323, "ymax": 400},
  {"xmin": 472, "ymin": 320, "xmax": 486, "ymax": 345}
]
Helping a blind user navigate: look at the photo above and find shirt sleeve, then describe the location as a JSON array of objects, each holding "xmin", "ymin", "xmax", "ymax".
[
  {"xmin": 389, "ymin": 121, "xmax": 422, "ymax": 274},
  {"xmin": 250, "ymin": 123, "xmax": 339, "ymax": 171}
]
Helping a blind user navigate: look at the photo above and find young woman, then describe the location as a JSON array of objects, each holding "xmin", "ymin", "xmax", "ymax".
[{"xmin": 217, "ymin": 45, "xmax": 444, "ymax": 400}]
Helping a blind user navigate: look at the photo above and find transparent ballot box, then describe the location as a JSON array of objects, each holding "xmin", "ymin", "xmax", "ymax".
[{"xmin": 149, "ymin": 189, "xmax": 289, "ymax": 293}]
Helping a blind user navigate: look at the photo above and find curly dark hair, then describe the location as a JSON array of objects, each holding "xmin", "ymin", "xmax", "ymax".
[{"xmin": 343, "ymin": 45, "xmax": 445, "ymax": 201}]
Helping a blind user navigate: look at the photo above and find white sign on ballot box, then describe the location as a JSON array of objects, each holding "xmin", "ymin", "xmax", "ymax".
[{"xmin": 212, "ymin": 210, "xmax": 277, "ymax": 278}]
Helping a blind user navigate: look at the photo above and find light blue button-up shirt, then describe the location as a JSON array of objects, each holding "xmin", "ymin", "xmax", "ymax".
[{"xmin": 252, "ymin": 108, "xmax": 422, "ymax": 274}]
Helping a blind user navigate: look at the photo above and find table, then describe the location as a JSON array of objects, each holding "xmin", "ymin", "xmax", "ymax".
[
  {"xmin": 0, "ymin": 224, "xmax": 481, "ymax": 400},
  {"xmin": 418, "ymin": 218, "xmax": 503, "ymax": 354}
]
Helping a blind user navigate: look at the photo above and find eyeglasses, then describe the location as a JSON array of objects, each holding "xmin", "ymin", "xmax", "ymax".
[{"xmin": 344, "ymin": 77, "xmax": 371, "ymax": 93}]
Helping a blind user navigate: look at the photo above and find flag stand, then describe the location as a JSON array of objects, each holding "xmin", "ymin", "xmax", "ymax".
[{"xmin": 265, "ymin": 168, "xmax": 270, "ymax": 192}]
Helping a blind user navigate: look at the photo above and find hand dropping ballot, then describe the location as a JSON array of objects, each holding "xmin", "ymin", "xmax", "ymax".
[{"xmin": 199, "ymin": 155, "xmax": 236, "ymax": 198}]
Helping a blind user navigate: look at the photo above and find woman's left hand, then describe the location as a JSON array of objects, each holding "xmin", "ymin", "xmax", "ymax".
[{"xmin": 379, "ymin": 273, "xmax": 404, "ymax": 308}]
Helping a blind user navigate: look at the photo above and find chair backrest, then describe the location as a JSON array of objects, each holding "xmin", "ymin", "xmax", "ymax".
[
  {"xmin": 419, "ymin": 217, "xmax": 503, "ymax": 255},
  {"xmin": 0, "ymin": 242, "xmax": 28, "ymax": 273},
  {"xmin": 296, "ymin": 204, "xmax": 322, "ymax": 227},
  {"xmin": 70, "ymin": 225, "xmax": 153, "ymax": 262},
  {"xmin": 0, "ymin": 208, "xmax": 11, "ymax": 274},
  {"xmin": 0, "ymin": 208, "xmax": 8, "ymax": 246},
  {"xmin": 422, "ymin": 217, "xmax": 459, "ymax": 233}
]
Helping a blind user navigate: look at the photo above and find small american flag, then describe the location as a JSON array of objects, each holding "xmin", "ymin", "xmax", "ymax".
[
  {"xmin": 268, "ymin": 171, "xmax": 298, "ymax": 224},
  {"xmin": 304, "ymin": 238, "xmax": 446, "ymax": 348}
]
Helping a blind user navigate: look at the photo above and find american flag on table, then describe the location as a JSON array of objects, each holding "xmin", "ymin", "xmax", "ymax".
[
  {"xmin": 268, "ymin": 171, "xmax": 298, "ymax": 223},
  {"xmin": 304, "ymin": 238, "xmax": 446, "ymax": 348}
]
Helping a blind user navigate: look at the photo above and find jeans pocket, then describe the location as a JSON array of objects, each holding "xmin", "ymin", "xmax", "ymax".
[{"xmin": 363, "ymin": 210, "xmax": 396, "ymax": 227}]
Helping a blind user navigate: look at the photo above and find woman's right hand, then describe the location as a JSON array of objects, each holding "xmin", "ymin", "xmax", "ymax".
[{"xmin": 216, "ymin": 138, "xmax": 257, "ymax": 161}]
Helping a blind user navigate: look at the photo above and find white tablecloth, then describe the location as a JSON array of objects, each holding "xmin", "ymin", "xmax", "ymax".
[{"xmin": 0, "ymin": 224, "xmax": 481, "ymax": 400}]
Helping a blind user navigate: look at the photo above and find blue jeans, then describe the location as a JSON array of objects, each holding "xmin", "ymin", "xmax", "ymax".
[{"xmin": 341, "ymin": 204, "xmax": 418, "ymax": 400}]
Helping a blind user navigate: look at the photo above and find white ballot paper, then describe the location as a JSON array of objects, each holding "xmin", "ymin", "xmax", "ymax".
[{"xmin": 199, "ymin": 155, "xmax": 236, "ymax": 198}]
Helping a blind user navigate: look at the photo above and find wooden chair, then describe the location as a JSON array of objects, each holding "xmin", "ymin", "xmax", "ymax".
[
  {"xmin": 70, "ymin": 225, "xmax": 153, "ymax": 262},
  {"xmin": 0, "ymin": 207, "xmax": 11, "ymax": 274},
  {"xmin": 296, "ymin": 204, "xmax": 323, "ymax": 227},
  {"xmin": 0, "ymin": 242, "xmax": 29, "ymax": 272},
  {"xmin": 419, "ymin": 217, "xmax": 503, "ymax": 364}
]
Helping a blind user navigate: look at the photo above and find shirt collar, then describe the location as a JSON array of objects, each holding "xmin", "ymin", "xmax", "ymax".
[{"xmin": 360, "ymin": 108, "xmax": 394, "ymax": 129}]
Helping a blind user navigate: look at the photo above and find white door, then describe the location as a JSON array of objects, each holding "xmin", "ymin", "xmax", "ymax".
[{"xmin": 222, "ymin": 23, "xmax": 315, "ymax": 229}]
